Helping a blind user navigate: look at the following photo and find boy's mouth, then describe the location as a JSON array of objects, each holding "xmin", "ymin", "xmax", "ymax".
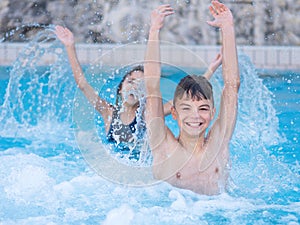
[{"xmin": 186, "ymin": 122, "xmax": 203, "ymax": 128}]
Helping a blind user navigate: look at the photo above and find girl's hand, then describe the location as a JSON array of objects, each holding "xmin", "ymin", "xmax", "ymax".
[
  {"xmin": 54, "ymin": 25, "xmax": 75, "ymax": 47},
  {"xmin": 208, "ymin": 52, "xmax": 222, "ymax": 73}
]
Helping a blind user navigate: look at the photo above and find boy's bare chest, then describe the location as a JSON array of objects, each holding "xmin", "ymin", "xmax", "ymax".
[
  {"xmin": 165, "ymin": 149, "xmax": 227, "ymax": 194},
  {"xmin": 173, "ymin": 152, "xmax": 222, "ymax": 180}
]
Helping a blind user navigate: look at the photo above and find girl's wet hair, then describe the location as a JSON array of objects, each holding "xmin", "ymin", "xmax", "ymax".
[
  {"xmin": 115, "ymin": 65, "xmax": 144, "ymax": 106},
  {"xmin": 173, "ymin": 75, "xmax": 214, "ymax": 106}
]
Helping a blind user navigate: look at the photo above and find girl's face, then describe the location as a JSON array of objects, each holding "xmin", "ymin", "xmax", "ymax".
[{"xmin": 120, "ymin": 70, "xmax": 144, "ymax": 106}]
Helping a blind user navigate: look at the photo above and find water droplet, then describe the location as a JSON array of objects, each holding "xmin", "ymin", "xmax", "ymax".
[{"xmin": 293, "ymin": 137, "xmax": 297, "ymax": 142}]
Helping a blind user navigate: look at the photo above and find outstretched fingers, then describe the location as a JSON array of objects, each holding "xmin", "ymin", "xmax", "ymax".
[
  {"xmin": 207, "ymin": 1, "xmax": 233, "ymax": 28},
  {"xmin": 209, "ymin": 5, "xmax": 217, "ymax": 18},
  {"xmin": 211, "ymin": 1, "xmax": 227, "ymax": 13},
  {"xmin": 150, "ymin": 4, "xmax": 174, "ymax": 30},
  {"xmin": 55, "ymin": 25, "xmax": 62, "ymax": 33},
  {"xmin": 55, "ymin": 25, "xmax": 67, "ymax": 36},
  {"xmin": 54, "ymin": 25, "xmax": 74, "ymax": 46},
  {"xmin": 210, "ymin": 1, "xmax": 229, "ymax": 17},
  {"xmin": 157, "ymin": 4, "xmax": 174, "ymax": 16}
]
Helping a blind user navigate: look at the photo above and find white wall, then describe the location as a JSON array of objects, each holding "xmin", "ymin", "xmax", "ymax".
[{"xmin": 0, "ymin": 43, "xmax": 299, "ymax": 71}]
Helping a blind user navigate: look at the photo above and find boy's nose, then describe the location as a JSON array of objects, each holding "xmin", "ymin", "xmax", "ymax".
[{"xmin": 191, "ymin": 109, "xmax": 201, "ymax": 118}]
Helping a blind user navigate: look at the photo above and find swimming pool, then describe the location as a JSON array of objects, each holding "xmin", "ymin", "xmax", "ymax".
[{"xmin": 0, "ymin": 39, "xmax": 299, "ymax": 224}]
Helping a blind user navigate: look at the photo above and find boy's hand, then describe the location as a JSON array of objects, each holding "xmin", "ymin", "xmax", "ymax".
[
  {"xmin": 207, "ymin": 1, "xmax": 233, "ymax": 28},
  {"xmin": 150, "ymin": 4, "xmax": 174, "ymax": 31},
  {"xmin": 54, "ymin": 25, "xmax": 75, "ymax": 47}
]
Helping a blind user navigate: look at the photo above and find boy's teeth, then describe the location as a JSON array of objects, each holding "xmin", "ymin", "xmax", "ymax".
[{"xmin": 187, "ymin": 122, "xmax": 201, "ymax": 126}]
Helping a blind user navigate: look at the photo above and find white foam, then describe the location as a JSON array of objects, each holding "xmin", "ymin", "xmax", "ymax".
[
  {"xmin": 102, "ymin": 204, "xmax": 135, "ymax": 225},
  {"xmin": 169, "ymin": 190, "xmax": 187, "ymax": 210}
]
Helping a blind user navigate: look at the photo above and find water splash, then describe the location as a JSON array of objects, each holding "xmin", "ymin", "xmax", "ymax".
[
  {"xmin": 0, "ymin": 24, "xmax": 297, "ymax": 194},
  {"xmin": 0, "ymin": 25, "xmax": 76, "ymax": 144},
  {"xmin": 92, "ymin": 65, "xmax": 151, "ymax": 166},
  {"xmin": 0, "ymin": 23, "xmax": 51, "ymax": 42},
  {"xmin": 226, "ymin": 53, "xmax": 297, "ymax": 201}
]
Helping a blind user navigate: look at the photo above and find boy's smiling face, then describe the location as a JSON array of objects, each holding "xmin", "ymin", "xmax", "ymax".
[{"xmin": 172, "ymin": 93, "xmax": 215, "ymax": 138}]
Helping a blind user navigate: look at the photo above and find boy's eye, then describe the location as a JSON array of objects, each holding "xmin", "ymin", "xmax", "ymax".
[
  {"xmin": 182, "ymin": 107, "xmax": 190, "ymax": 111},
  {"xmin": 199, "ymin": 107, "xmax": 209, "ymax": 111}
]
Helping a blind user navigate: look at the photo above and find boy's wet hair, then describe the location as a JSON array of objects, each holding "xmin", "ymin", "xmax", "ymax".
[
  {"xmin": 116, "ymin": 65, "xmax": 144, "ymax": 106},
  {"xmin": 173, "ymin": 75, "xmax": 214, "ymax": 106}
]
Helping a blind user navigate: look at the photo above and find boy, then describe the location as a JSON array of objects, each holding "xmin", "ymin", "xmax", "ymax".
[{"xmin": 144, "ymin": 1, "xmax": 240, "ymax": 195}]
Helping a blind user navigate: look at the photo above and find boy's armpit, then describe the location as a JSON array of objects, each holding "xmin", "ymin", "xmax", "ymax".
[{"xmin": 147, "ymin": 117, "xmax": 167, "ymax": 150}]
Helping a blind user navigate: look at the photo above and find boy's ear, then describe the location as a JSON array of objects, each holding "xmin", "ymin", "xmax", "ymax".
[
  {"xmin": 171, "ymin": 106, "xmax": 177, "ymax": 120},
  {"xmin": 211, "ymin": 107, "xmax": 216, "ymax": 119}
]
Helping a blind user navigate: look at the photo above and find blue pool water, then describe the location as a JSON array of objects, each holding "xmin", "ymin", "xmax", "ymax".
[{"xmin": 0, "ymin": 32, "xmax": 299, "ymax": 224}]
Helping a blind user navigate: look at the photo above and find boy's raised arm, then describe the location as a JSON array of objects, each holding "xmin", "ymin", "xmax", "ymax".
[
  {"xmin": 208, "ymin": 1, "xmax": 240, "ymax": 140},
  {"xmin": 144, "ymin": 5, "xmax": 174, "ymax": 147}
]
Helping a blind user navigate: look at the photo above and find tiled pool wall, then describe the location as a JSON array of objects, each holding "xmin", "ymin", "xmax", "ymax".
[{"xmin": 0, "ymin": 43, "xmax": 299, "ymax": 72}]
